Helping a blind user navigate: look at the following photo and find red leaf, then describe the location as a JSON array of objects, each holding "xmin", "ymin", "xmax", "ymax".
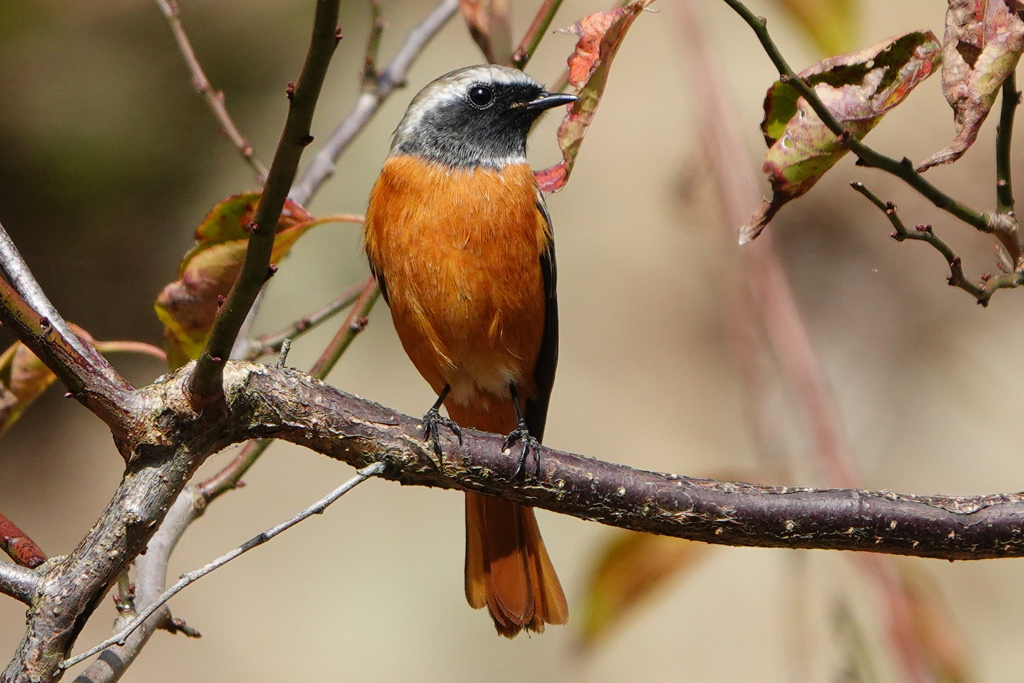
[{"xmin": 534, "ymin": 0, "xmax": 656, "ymax": 193}]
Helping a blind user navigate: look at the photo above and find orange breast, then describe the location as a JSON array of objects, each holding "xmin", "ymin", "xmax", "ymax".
[{"xmin": 364, "ymin": 155, "xmax": 551, "ymax": 412}]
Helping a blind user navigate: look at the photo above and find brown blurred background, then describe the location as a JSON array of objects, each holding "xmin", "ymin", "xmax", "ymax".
[{"xmin": 3, "ymin": 0, "xmax": 1024, "ymax": 680}]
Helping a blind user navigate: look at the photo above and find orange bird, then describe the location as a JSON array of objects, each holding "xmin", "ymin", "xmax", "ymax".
[{"xmin": 363, "ymin": 65, "xmax": 574, "ymax": 637}]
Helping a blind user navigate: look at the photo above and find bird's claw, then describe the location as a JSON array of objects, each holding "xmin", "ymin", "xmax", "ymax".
[
  {"xmin": 503, "ymin": 427, "xmax": 540, "ymax": 480},
  {"xmin": 423, "ymin": 407, "xmax": 462, "ymax": 459}
]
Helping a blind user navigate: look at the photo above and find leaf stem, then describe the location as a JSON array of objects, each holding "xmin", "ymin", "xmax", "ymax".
[{"xmin": 996, "ymin": 72, "xmax": 1019, "ymax": 217}]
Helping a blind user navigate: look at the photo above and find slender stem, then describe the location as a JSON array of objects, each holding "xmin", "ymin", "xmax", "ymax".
[
  {"xmin": 190, "ymin": 0, "xmax": 342, "ymax": 400},
  {"xmin": 850, "ymin": 182, "xmax": 993, "ymax": 302},
  {"xmin": 290, "ymin": 0, "xmax": 459, "ymax": 205},
  {"xmin": 996, "ymin": 72, "xmax": 1018, "ymax": 217},
  {"xmin": 721, "ymin": 0, "xmax": 1019, "ymax": 260},
  {"xmin": 61, "ymin": 463, "xmax": 385, "ymax": 672},
  {"xmin": 0, "ymin": 512, "xmax": 46, "ymax": 568},
  {"xmin": 155, "ymin": 0, "xmax": 270, "ymax": 183},
  {"xmin": 512, "ymin": 0, "xmax": 565, "ymax": 69},
  {"xmin": 0, "ymin": 222, "xmax": 115, "ymax": 377},
  {"xmin": 308, "ymin": 277, "xmax": 380, "ymax": 378},
  {"xmin": 242, "ymin": 280, "xmax": 366, "ymax": 360},
  {"xmin": 361, "ymin": 0, "xmax": 387, "ymax": 88},
  {"xmin": 200, "ymin": 277, "xmax": 379, "ymax": 500}
]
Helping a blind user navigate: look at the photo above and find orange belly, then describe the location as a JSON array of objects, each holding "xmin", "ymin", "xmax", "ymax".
[{"xmin": 364, "ymin": 155, "xmax": 550, "ymax": 415}]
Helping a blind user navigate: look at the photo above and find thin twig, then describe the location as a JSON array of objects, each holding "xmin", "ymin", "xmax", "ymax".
[
  {"xmin": 200, "ymin": 276, "xmax": 379, "ymax": 501},
  {"xmin": 62, "ymin": 463, "xmax": 385, "ymax": 671},
  {"xmin": 308, "ymin": 277, "xmax": 380, "ymax": 377},
  {"xmin": 721, "ymin": 0, "xmax": 1022, "ymax": 262},
  {"xmin": 361, "ymin": 0, "xmax": 387, "ymax": 89},
  {"xmin": 290, "ymin": 0, "xmax": 459, "ymax": 205},
  {"xmin": 850, "ymin": 182, "xmax": 993, "ymax": 302},
  {"xmin": 242, "ymin": 279, "xmax": 367, "ymax": 360},
  {"xmin": 0, "ymin": 512, "xmax": 45, "ymax": 568},
  {"xmin": 155, "ymin": 0, "xmax": 270, "ymax": 183},
  {"xmin": 0, "ymin": 562, "xmax": 37, "ymax": 605},
  {"xmin": 0, "ymin": 221, "xmax": 113, "ymax": 376},
  {"xmin": 511, "ymin": 0, "xmax": 565, "ymax": 69},
  {"xmin": 996, "ymin": 72, "xmax": 1018, "ymax": 217},
  {"xmin": 190, "ymin": 0, "xmax": 343, "ymax": 400}
]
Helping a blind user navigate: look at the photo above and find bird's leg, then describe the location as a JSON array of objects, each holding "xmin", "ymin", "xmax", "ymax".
[
  {"xmin": 423, "ymin": 384, "xmax": 462, "ymax": 458},
  {"xmin": 503, "ymin": 381, "xmax": 540, "ymax": 479}
]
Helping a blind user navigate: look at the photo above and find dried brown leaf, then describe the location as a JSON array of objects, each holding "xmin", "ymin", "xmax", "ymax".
[{"xmin": 918, "ymin": 0, "xmax": 1024, "ymax": 171}]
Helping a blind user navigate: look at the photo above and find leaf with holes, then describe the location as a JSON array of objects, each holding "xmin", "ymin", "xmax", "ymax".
[
  {"xmin": 741, "ymin": 31, "xmax": 941, "ymax": 243},
  {"xmin": 918, "ymin": 0, "xmax": 1024, "ymax": 171},
  {"xmin": 535, "ymin": 0, "xmax": 656, "ymax": 192},
  {"xmin": 154, "ymin": 192, "xmax": 320, "ymax": 369}
]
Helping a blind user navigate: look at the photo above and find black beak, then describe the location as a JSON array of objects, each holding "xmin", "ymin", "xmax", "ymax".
[{"xmin": 525, "ymin": 92, "xmax": 577, "ymax": 112}]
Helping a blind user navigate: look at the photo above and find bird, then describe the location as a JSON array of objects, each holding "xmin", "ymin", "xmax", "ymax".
[{"xmin": 363, "ymin": 64, "xmax": 574, "ymax": 637}]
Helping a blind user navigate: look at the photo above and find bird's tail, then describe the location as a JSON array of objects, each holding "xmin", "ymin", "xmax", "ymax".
[{"xmin": 449, "ymin": 400, "xmax": 568, "ymax": 637}]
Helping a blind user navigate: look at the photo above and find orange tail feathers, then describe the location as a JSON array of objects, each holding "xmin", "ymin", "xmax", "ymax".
[{"xmin": 464, "ymin": 492, "xmax": 568, "ymax": 637}]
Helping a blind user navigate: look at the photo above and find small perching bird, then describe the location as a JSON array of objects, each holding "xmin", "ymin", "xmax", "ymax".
[{"xmin": 363, "ymin": 65, "xmax": 575, "ymax": 636}]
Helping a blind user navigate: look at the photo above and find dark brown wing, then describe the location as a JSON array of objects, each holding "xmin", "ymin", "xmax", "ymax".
[{"xmin": 525, "ymin": 194, "xmax": 558, "ymax": 442}]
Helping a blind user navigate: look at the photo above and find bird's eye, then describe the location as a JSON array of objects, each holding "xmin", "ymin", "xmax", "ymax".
[{"xmin": 468, "ymin": 85, "xmax": 493, "ymax": 108}]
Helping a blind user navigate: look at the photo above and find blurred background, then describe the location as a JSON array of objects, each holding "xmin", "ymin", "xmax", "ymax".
[{"xmin": 2, "ymin": 0, "xmax": 1023, "ymax": 680}]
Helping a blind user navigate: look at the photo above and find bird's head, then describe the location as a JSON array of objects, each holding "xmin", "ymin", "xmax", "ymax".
[{"xmin": 391, "ymin": 65, "xmax": 576, "ymax": 169}]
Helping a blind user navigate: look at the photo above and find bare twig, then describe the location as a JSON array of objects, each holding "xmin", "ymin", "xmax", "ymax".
[
  {"xmin": 63, "ymin": 463, "xmax": 384, "ymax": 671},
  {"xmin": 190, "ymin": 0, "xmax": 343, "ymax": 400},
  {"xmin": 308, "ymin": 277, "xmax": 379, "ymax": 377},
  {"xmin": 0, "ymin": 563, "xmax": 37, "ymax": 605},
  {"xmin": 511, "ymin": 0, "xmax": 565, "ymax": 69},
  {"xmin": 360, "ymin": 0, "xmax": 387, "ymax": 88},
  {"xmin": 200, "ymin": 276, "xmax": 379, "ymax": 501},
  {"xmin": 155, "ymin": 0, "xmax": 270, "ymax": 182},
  {"xmin": 0, "ymin": 512, "xmax": 45, "ymax": 568},
  {"xmin": 242, "ymin": 278, "xmax": 367, "ymax": 360},
  {"xmin": 850, "ymin": 182, "xmax": 993, "ymax": 302},
  {"xmin": 996, "ymin": 72, "xmax": 1018, "ymax": 216},
  {"xmin": 290, "ymin": 0, "xmax": 459, "ymax": 205},
  {"xmin": 721, "ymin": 0, "xmax": 1022, "ymax": 262}
]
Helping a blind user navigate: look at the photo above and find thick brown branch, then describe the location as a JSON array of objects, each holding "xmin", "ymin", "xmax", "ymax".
[
  {"xmin": 6, "ymin": 359, "xmax": 1024, "ymax": 681},
  {"xmin": 221, "ymin": 363, "xmax": 1024, "ymax": 560}
]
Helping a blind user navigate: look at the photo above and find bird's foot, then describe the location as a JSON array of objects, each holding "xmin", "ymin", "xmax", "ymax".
[
  {"xmin": 503, "ymin": 426, "xmax": 540, "ymax": 480},
  {"xmin": 423, "ymin": 407, "xmax": 462, "ymax": 461}
]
